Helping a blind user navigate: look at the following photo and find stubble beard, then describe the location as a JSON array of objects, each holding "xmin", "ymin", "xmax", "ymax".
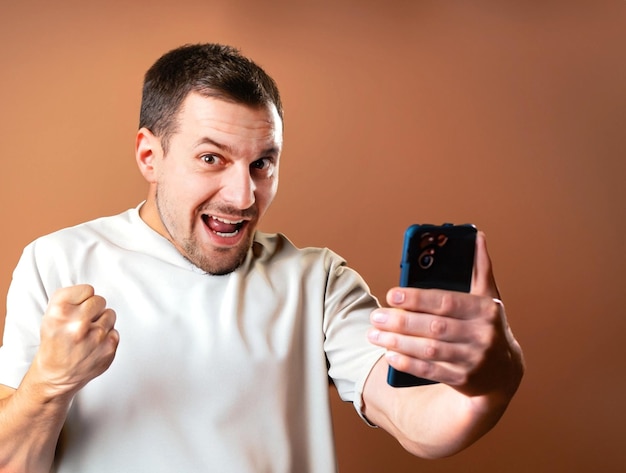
[
  {"xmin": 155, "ymin": 189, "xmax": 255, "ymax": 275},
  {"xmin": 181, "ymin": 235, "xmax": 252, "ymax": 275}
]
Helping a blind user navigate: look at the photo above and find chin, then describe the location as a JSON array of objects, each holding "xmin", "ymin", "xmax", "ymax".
[
  {"xmin": 190, "ymin": 239, "xmax": 252, "ymax": 275},
  {"xmin": 205, "ymin": 257, "xmax": 247, "ymax": 276}
]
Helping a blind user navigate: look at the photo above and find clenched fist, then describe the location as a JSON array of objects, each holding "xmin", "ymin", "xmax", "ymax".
[{"xmin": 33, "ymin": 284, "xmax": 119, "ymax": 400}]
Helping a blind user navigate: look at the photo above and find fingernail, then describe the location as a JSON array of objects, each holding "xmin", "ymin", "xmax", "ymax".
[
  {"xmin": 391, "ymin": 290, "xmax": 405, "ymax": 304},
  {"xmin": 367, "ymin": 328, "xmax": 381, "ymax": 342},
  {"xmin": 371, "ymin": 310, "xmax": 388, "ymax": 323},
  {"xmin": 385, "ymin": 351, "xmax": 399, "ymax": 363}
]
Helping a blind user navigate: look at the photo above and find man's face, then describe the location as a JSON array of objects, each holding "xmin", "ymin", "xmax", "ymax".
[{"xmin": 139, "ymin": 92, "xmax": 283, "ymax": 275}]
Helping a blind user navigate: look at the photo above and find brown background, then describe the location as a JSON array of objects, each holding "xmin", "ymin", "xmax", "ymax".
[{"xmin": 1, "ymin": 1, "xmax": 625, "ymax": 471}]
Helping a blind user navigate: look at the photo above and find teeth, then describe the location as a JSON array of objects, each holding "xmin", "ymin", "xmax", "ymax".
[
  {"xmin": 215, "ymin": 230, "xmax": 240, "ymax": 237},
  {"xmin": 211, "ymin": 216, "xmax": 244, "ymax": 225}
]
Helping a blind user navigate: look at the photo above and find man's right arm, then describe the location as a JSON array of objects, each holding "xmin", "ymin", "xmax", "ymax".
[
  {"xmin": 0, "ymin": 382, "xmax": 72, "ymax": 473},
  {"xmin": 0, "ymin": 285, "xmax": 119, "ymax": 473}
]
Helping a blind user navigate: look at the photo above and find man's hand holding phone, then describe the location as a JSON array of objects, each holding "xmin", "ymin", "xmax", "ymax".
[{"xmin": 368, "ymin": 230, "xmax": 524, "ymax": 398}]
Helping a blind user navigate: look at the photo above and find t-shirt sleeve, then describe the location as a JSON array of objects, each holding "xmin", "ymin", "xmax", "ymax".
[
  {"xmin": 322, "ymin": 251, "xmax": 385, "ymax": 424},
  {"xmin": 0, "ymin": 241, "xmax": 53, "ymax": 388}
]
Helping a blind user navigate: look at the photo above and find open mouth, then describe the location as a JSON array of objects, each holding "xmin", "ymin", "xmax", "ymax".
[{"xmin": 202, "ymin": 214, "xmax": 246, "ymax": 237}]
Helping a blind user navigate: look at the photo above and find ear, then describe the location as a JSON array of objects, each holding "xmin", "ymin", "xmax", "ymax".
[{"xmin": 135, "ymin": 128, "xmax": 162, "ymax": 183}]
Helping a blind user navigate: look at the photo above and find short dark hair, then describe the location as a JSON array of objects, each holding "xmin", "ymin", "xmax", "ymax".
[{"xmin": 139, "ymin": 43, "xmax": 283, "ymax": 153}]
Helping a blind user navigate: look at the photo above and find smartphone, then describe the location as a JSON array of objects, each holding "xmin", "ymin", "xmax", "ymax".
[{"xmin": 387, "ymin": 223, "xmax": 477, "ymax": 387}]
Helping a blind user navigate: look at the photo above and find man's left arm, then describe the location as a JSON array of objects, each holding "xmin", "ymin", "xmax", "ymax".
[{"xmin": 363, "ymin": 232, "xmax": 524, "ymax": 458}]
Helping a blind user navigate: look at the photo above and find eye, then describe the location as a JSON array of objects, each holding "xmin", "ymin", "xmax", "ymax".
[
  {"xmin": 251, "ymin": 157, "xmax": 273, "ymax": 171},
  {"xmin": 201, "ymin": 153, "xmax": 221, "ymax": 165}
]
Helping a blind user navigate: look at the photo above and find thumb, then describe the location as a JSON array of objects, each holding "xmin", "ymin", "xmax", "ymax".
[
  {"xmin": 49, "ymin": 284, "xmax": 96, "ymax": 306},
  {"xmin": 471, "ymin": 231, "xmax": 501, "ymax": 299}
]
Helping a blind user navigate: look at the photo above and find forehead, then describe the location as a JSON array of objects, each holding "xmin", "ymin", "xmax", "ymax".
[{"xmin": 173, "ymin": 92, "xmax": 283, "ymax": 152}]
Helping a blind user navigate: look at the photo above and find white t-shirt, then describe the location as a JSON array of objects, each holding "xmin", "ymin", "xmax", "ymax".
[{"xmin": 0, "ymin": 205, "xmax": 384, "ymax": 472}]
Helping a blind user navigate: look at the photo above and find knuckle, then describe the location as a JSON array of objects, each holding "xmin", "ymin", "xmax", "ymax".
[
  {"xmin": 419, "ymin": 360, "xmax": 437, "ymax": 379},
  {"xmin": 399, "ymin": 312, "xmax": 413, "ymax": 333},
  {"xmin": 65, "ymin": 319, "xmax": 90, "ymax": 342},
  {"xmin": 387, "ymin": 311, "xmax": 411, "ymax": 334},
  {"xmin": 384, "ymin": 333, "xmax": 399, "ymax": 350},
  {"xmin": 423, "ymin": 341, "xmax": 439, "ymax": 360},
  {"xmin": 438, "ymin": 292, "xmax": 457, "ymax": 314},
  {"xmin": 379, "ymin": 331, "xmax": 400, "ymax": 350},
  {"xmin": 46, "ymin": 298, "xmax": 73, "ymax": 319},
  {"xmin": 430, "ymin": 318, "xmax": 447, "ymax": 336},
  {"xmin": 485, "ymin": 297, "xmax": 503, "ymax": 322},
  {"xmin": 91, "ymin": 324, "xmax": 110, "ymax": 342}
]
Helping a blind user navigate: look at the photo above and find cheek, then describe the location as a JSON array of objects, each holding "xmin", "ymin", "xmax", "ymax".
[
  {"xmin": 165, "ymin": 168, "xmax": 218, "ymax": 201},
  {"xmin": 257, "ymin": 178, "xmax": 278, "ymax": 211}
]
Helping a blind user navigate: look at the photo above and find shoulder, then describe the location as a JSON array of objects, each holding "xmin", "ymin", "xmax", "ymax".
[
  {"xmin": 33, "ymin": 208, "xmax": 136, "ymax": 244},
  {"xmin": 251, "ymin": 231, "xmax": 373, "ymax": 295},
  {"xmin": 252, "ymin": 231, "xmax": 346, "ymax": 270},
  {"xmin": 22, "ymin": 207, "xmax": 139, "ymax": 262}
]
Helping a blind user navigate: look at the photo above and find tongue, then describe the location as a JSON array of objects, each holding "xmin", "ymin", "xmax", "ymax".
[{"xmin": 206, "ymin": 216, "xmax": 239, "ymax": 234}]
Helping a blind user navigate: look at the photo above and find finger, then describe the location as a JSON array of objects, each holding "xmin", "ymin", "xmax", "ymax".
[
  {"xmin": 74, "ymin": 303, "xmax": 115, "ymax": 347},
  {"xmin": 49, "ymin": 284, "xmax": 96, "ymax": 306},
  {"xmin": 385, "ymin": 349, "xmax": 472, "ymax": 387},
  {"xmin": 471, "ymin": 231, "xmax": 500, "ymax": 299},
  {"xmin": 84, "ymin": 325, "xmax": 120, "ymax": 379},
  {"xmin": 369, "ymin": 325, "xmax": 471, "ymax": 365},
  {"xmin": 84, "ymin": 296, "xmax": 110, "ymax": 322},
  {"xmin": 89, "ymin": 312, "xmax": 120, "ymax": 356},
  {"xmin": 46, "ymin": 286, "xmax": 109, "ymax": 328},
  {"xmin": 91, "ymin": 307, "xmax": 117, "ymax": 331},
  {"xmin": 62, "ymin": 294, "xmax": 107, "ymax": 324},
  {"xmin": 385, "ymin": 286, "xmax": 496, "ymax": 321},
  {"xmin": 370, "ymin": 307, "xmax": 472, "ymax": 342}
]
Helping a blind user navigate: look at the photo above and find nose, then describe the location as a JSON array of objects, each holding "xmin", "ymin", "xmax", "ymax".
[{"xmin": 220, "ymin": 164, "xmax": 256, "ymax": 210}]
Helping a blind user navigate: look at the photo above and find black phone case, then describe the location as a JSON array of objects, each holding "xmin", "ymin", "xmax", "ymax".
[{"xmin": 387, "ymin": 223, "xmax": 477, "ymax": 388}]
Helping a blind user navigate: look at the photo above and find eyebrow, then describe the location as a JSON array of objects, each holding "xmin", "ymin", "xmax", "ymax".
[{"xmin": 193, "ymin": 137, "xmax": 280, "ymax": 157}]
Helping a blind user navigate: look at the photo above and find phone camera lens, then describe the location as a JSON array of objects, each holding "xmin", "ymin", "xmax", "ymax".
[
  {"xmin": 419, "ymin": 232, "xmax": 436, "ymax": 249},
  {"xmin": 418, "ymin": 248, "xmax": 435, "ymax": 269}
]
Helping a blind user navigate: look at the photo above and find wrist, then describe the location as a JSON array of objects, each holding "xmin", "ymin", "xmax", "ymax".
[{"xmin": 22, "ymin": 357, "xmax": 78, "ymax": 406}]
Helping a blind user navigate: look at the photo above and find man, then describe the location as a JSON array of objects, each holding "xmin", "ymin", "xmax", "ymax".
[{"xmin": 0, "ymin": 43, "xmax": 524, "ymax": 472}]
